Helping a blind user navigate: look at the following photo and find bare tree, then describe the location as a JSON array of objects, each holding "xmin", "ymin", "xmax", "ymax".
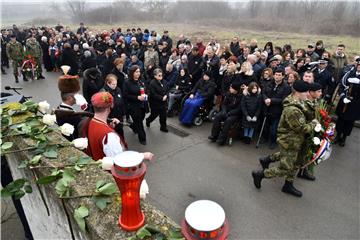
[{"xmin": 66, "ymin": 0, "xmax": 86, "ymax": 22}]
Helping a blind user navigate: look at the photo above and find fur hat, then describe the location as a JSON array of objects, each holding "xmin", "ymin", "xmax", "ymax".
[
  {"xmin": 230, "ymin": 81, "xmax": 241, "ymax": 92},
  {"xmin": 58, "ymin": 65, "xmax": 80, "ymax": 94}
]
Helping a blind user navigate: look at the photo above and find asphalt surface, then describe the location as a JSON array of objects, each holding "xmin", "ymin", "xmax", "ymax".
[{"xmin": 1, "ymin": 69, "xmax": 359, "ymax": 240}]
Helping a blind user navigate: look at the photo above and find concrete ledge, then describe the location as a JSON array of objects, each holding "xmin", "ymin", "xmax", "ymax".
[{"xmin": 5, "ymin": 131, "xmax": 178, "ymax": 239}]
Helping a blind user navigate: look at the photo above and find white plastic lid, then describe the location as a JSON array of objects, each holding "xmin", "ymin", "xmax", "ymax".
[
  {"xmin": 113, "ymin": 151, "xmax": 144, "ymax": 168},
  {"xmin": 185, "ymin": 200, "xmax": 226, "ymax": 231}
]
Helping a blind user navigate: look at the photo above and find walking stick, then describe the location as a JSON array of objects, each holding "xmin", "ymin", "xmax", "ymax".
[{"xmin": 256, "ymin": 116, "xmax": 267, "ymax": 148}]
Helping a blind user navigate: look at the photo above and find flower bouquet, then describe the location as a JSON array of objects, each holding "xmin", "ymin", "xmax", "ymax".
[
  {"xmin": 21, "ymin": 53, "xmax": 40, "ymax": 80},
  {"xmin": 305, "ymin": 100, "xmax": 335, "ymax": 166}
]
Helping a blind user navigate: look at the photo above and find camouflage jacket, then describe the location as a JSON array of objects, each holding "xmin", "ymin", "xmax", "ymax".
[
  {"xmin": 6, "ymin": 41, "xmax": 23, "ymax": 60},
  {"xmin": 26, "ymin": 38, "xmax": 42, "ymax": 58},
  {"xmin": 303, "ymin": 99, "xmax": 316, "ymax": 121},
  {"xmin": 277, "ymin": 95, "xmax": 316, "ymax": 150}
]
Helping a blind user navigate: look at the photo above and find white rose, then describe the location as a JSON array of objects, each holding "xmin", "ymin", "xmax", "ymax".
[
  {"xmin": 60, "ymin": 123, "xmax": 74, "ymax": 136},
  {"xmin": 100, "ymin": 157, "xmax": 114, "ymax": 170},
  {"xmin": 314, "ymin": 123, "xmax": 323, "ymax": 133},
  {"xmin": 313, "ymin": 137, "xmax": 321, "ymax": 145},
  {"xmin": 140, "ymin": 179, "xmax": 149, "ymax": 200},
  {"xmin": 42, "ymin": 114, "xmax": 57, "ymax": 126},
  {"xmin": 38, "ymin": 101, "xmax": 50, "ymax": 113},
  {"xmin": 72, "ymin": 138, "xmax": 88, "ymax": 150}
]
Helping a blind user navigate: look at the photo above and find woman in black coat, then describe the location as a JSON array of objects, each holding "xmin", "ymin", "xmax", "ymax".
[
  {"xmin": 241, "ymin": 82, "xmax": 262, "ymax": 144},
  {"xmin": 101, "ymin": 74, "xmax": 127, "ymax": 145},
  {"xmin": 61, "ymin": 43, "xmax": 79, "ymax": 75},
  {"xmin": 146, "ymin": 68, "xmax": 168, "ymax": 132},
  {"xmin": 111, "ymin": 58, "xmax": 128, "ymax": 94},
  {"xmin": 123, "ymin": 65, "xmax": 148, "ymax": 145},
  {"xmin": 40, "ymin": 37, "xmax": 52, "ymax": 71}
]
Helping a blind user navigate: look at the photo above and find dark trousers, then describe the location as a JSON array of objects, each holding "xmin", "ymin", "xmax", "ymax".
[
  {"xmin": 269, "ymin": 116, "xmax": 280, "ymax": 145},
  {"xmin": 129, "ymin": 107, "xmax": 146, "ymax": 142},
  {"xmin": 1, "ymin": 157, "xmax": 33, "ymax": 240},
  {"xmin": 211, "ymin": 112, "xmax": 239, "ymax": 141},
  {"xmin": 147, "ymin": 106, "xmax": 167, "ymax": 129},
  {"xmin": 336, "ymin": 116, "xmax": 355, "ymax": 136}
]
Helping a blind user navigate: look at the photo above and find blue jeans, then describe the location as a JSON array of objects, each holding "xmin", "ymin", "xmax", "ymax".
[
  {"xmin": 244, "ymin": 128, "xmax": 255, "ymax": 138},
  {"xmin": 269, "ymin": 117, "xmax": 280, "ymax": 145}
]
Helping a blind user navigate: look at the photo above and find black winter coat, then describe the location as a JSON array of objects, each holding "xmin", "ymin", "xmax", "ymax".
[
  {"xmin": 82, "ymin": 68, "xmax": 104, "ymax": 104},
  {"xmin": 101, "ymin": 84, "xmax": 126, "ymax": 120},
  {"xmin": 221, "ymin": 92, "xmax": 242, "ymax": 117},
  {"xmin": 40, "ymin": 41, "xmax": 52, "ymax": 71},
  {"xmin": 241, "ymin": 93, "xmax": 262, "ymax": 128},
  {"xmin": 81, "ymin": 57, "xmax": 97, "ymax": 73},
  {"xmin": 148, "ymin": 79, "xmax": 167, "ymax": 109},
  {"xmin": 175, "ymin": 75, "xmax": 192, "ymax": 93},
  {"xmin": 191, "ymin": 79, "xmax": 216, "ymax": 100},
  {"xmin": 111, "ymin": 68, "xmax": 127, "ymax": 93},
  {"xmin": 262, "ymin": 80, "xmax": 291, "ymax": 118},
  {"xmin": 123, "ymin": 79, "xmax": 147, "ymax": 110},
  {"xmin": 61, "ymin": 48, "xmax": 79, "ymax": 75},
  {"xmin": 221, "ymin": 72, "xmax": 240, "ymax": 95},
  {"xmin": 187, "ymin": 53, "xmax": 203, "ymax": 84},
  {"xmin": 314, "ymin": 68, "xmax": 335, "ymax": 100}
]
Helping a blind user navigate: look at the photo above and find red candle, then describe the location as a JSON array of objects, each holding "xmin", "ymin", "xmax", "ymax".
[{"xmin": 111, "ymin": 151, "xmax": 146, "ymax": 231}]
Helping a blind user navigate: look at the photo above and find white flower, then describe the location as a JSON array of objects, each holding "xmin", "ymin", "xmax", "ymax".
[
  {"xmin": 100, "ymin": 157, "xmax": 114, "ymax": 170},
  {"xmin": 38, "ymin": 101, "xmax": 50, "ymax": 113},
  {"xmin": 314, "ymin": 123, "xmax": 323, "ymax": 133},
  {"xmin": 60, "ymin": 123, "xmax": 74, "ymax": 136},
  {"xmin": 72, "ymin": 138, "xmax": 88, "ymax": 150},
  {"xmin": 140, "ymin": 179, "xmax": 149, "ymax": 200},
  {"xmin": 42, "ymin": 114, "xmax": 56, "ymax": 126},
  {"xmin": 313, "ymin": 137, "xmax": 321, "ymax": 145}
]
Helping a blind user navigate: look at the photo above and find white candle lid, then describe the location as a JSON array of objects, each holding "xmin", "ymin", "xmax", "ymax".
[
  {"xmin": 113, "ymin": 151, "xmax": 144, "ymax": 168},
  {"xmin": 185, "ymin": 200, "xmax": 226, "ymax": 231}
]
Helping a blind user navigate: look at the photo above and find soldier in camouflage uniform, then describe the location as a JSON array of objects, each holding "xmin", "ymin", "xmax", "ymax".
[
  {"xmin": 25, "ymin": 35, "xmax": 45, "ymax": 79},
  {"xmin": 6, "ymin": 35, "xmax": 24, "ymax": 83},
  {"xmin": 252, "ymin": 80, "xmax": 317, "ymax": 197}
]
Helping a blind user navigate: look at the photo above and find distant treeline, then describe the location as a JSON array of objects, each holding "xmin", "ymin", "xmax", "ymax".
[{"xmin": 4, "ymin": 0, "xmax": 360, "ymax": 36}]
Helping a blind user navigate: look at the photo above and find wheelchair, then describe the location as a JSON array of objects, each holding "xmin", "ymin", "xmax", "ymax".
[
  {"xmin": 190, "ymin": 97, "xmax": 215, "ymax": 126},
  {"xmin": 169, "ymin": 90, "xmax": 191, "ymax": 116}
]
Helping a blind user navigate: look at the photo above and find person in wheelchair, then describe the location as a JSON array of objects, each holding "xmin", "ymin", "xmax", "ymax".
[
  {"xmin": 208, "ymin": 82, "xmax": 242, "ymax": 145},
  {"xmin": 167, "ymin": 68, "xmax": 192, "ymax": 117},
  {"xmin": 179, "ymin": 71, "xmax": 216, "ymax": 125}
]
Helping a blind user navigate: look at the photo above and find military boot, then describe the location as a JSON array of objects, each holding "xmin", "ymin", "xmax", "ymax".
[
  {"xmin": 14, "ymin": 74, "xmax": 19, "ymax": 83},
  {"xmin": 252, "ymin": 170, "xmax": 264, "ymax": 189},
  {"xmin": 334, "ymin": 133, "xmax": 342, "ymax": 144},
  {"xmin": 281, "ymin": 181, "xmax": 302, "ymax": 197},
  {"xmin": 297, "ymin": 168, "xmax": 315, "ymax": 181},
  {"xmin": 23, "ymin": 75, "xmax": 28, "ymax": 82},
  {"xmin": 38, "ymin": 74, "xmax": 45, "ymax": 79},
  {"xmin": 259, "ymin": 156, "xmax": 273, "ymax": 170}
]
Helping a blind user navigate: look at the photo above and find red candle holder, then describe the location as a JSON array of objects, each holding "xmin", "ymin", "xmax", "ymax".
[
  {"xmin": 111, "ymin": 151, "xmax": 146, "ymax": 231},
  {"xmin": 181, "ymin": 200, "xmax": 230, "ymax": 240}
]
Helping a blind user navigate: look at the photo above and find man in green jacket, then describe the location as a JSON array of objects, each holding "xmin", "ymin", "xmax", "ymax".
[
  {"xmin": 252, "ymin": 80, "xmax": 317, "ymax": 197},
  {"xmin": 6, "ymin": 35, "xmax": 24, "ymax": 83},
  {"xmin": 26, "ymin": 35, "xmax": 45, "ymax": 79}
]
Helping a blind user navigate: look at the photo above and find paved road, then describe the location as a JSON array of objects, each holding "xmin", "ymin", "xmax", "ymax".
[{"xmin": 1, "ymin": 69, "xmax": 359, "ymax": 239}]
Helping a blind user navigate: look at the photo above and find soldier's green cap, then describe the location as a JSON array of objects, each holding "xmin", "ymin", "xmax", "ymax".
[{"xmin": 293, "ymin": 80, "xmax": 309, "ymax": 92}]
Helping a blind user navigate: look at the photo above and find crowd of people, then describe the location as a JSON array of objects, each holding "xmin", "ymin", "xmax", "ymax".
[{"xmin": 1, "ymin": 23, "xmax": 358, "ymax": 149}]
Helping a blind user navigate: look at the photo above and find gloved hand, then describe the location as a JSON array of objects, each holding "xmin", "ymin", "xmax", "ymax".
[
  {"xmin": 348, "ymin": 78, "xmax": 360, "ymax": 84},
  {"xmin": 252, "ymin": 116, "xmax": 257, "ymax": 122},
  {"xmin": 74, "ymin": 94, "xmax": 88, "ymax": 110},
  {"xmin": 246, "ymin": 115, "xmax": 252, "ymax": 122},
  {"xmin": 343, "ymin": 97, "xmax": 351, "ymax": 104}
]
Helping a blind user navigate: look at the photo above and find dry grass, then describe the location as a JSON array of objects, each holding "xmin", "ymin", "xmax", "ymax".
[{"xmin": 82, "ymin": 22, "xmax": 359, "ymax": 58}]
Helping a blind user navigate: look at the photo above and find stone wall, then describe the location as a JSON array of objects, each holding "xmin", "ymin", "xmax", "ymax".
[{"xmin": 4, "ymin": 132, "xmax": 179, "ymax": 239}]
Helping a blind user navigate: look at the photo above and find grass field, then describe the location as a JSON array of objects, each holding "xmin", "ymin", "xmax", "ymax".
[{"xmin": 90, "ymin": 22, "xmax": 359, "ymax": 58}]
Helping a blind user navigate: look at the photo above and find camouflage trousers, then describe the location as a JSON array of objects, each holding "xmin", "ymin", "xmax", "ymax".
[
  {"xmin": 264, "ymin": 146, "xmax": 307, "ymax": 182},
  {"xmin": 11, "ymin": 60, "xmax": 22, "ymax": 75}
]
